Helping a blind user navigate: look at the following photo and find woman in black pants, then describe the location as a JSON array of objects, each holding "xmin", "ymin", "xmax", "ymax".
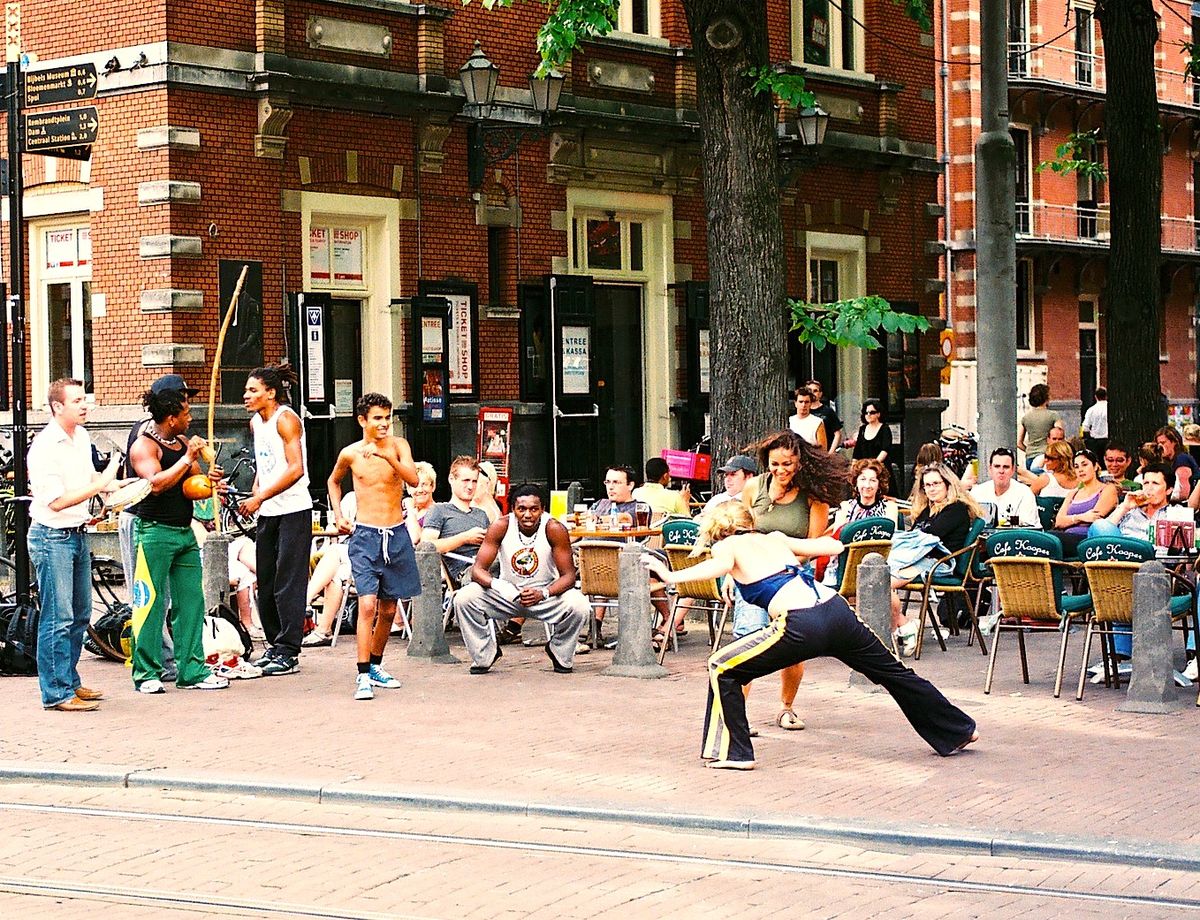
[{"xmin": 645, "ymin": 502, "xmax": 977, "ymax": 770}]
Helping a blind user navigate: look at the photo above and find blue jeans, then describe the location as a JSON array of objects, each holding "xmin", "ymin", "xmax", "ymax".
[
  {"xmin": 29, "ymin": 523, "xmax": 92, "ymax": 708},
  {"xmin": 731, "ymin": 586, "xmax": 771, "ymax": 639}
]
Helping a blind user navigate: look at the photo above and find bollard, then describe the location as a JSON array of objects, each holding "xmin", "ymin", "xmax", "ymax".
[
  {"xmin": 850, "ymin": 553, "xmax": 893, "ymax": 692},
  {"xmin": 406, "ymin": 541, "xmax": 460, "ymax": 664},
  {"xmin": 1118, "ymin": 561, "xmax": 1182, "ymax": 713},
  {"xmin": 201, "ymin": 531, "xmax": 232, "ymax": 613},
  {"xmin": 603, "ymin": 543, "xmax": 668, "ymax": 679},
  {"xmin": 566, "ymin": 481, "xmax": 583, "ymax": 514}
]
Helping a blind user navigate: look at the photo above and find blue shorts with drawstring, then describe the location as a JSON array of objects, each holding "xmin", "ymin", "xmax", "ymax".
[{"xmin": 347, "ymin": 523, "xmax": 421, "ymax": 600}]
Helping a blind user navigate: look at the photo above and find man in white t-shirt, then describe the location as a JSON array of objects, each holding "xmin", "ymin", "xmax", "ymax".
[
  {"xmin": 787, "ymin": 387, "xmax": 827, "ymax": 449},
  {"xmin": 970, "ymin": 447, "xmax": 1040, "ymax": 528},
  {"xmin": 701, "ymin": 455, "xmax": 757, "ymax": 515}
]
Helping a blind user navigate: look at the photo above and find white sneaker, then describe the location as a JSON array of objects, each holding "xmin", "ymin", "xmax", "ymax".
[
  {"xmin": 978, "ymin": 611, "xmax": 1002, "ymax": 637},
  {"xmin": 216, "ymin": 658, "xmax": 263, "ymax": 680},
  {"xmin": 1089, "ymin": 662, "xmax": 1132, "ymax": 685},
  {"xmin": 354, "ymin": 673, "xmax": 374, "ymax": 701},
  {"xmin": 180, "ymin": 674, "xmax": 230, "ymax": 690},
  {"xmin": 136, "ymin": 679, "xmax": 165, "ymax": 694},
  {"xmin": 575, "ymin": 641, "xmax": 591, "ymax": 656},
  {"xmin": 1184, "ymin": 658, "xmax": 1199, "ymax": 681}
]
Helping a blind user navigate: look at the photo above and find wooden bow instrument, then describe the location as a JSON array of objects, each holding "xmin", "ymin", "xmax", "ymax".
[{"xmin": 207, "ymin": 264, "xmax": 249, "ymax": 534}]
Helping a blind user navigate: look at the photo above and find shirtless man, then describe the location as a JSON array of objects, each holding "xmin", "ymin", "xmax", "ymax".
[{"xmin": 327, "ymin": 393, "xmax": 420, "ymax": 701}]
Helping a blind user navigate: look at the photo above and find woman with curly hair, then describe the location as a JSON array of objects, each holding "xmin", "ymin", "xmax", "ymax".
[
  {"xmin": 832, "ymin": 458, "xmax": 899, "ymax": 529},
  {"xmin": 737, "ymin": 430, "xmax": 849, "ymax": 731},
  {"xmin": 644, "ymin": 502, "xmax": 977, "ymax": 770},
  {"xmin": 890, "ymin": 463, "xmax": 984, "ymax": 656}
]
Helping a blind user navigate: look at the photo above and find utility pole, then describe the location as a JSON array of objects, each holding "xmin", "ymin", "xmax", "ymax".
[
  {"xmin": 973, "ymin": 0, "xmax": 1017, "ymax": 467},
  {"xmin": 5, "ymin": 1, "xmax": 29, "ymax": 601}
]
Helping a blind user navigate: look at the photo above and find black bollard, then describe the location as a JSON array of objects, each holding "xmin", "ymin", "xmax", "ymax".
[
  {"xmin": 1117, "ymin": 561, "xmax": 1182, "ymax": 713},
  {"xmin": 603, "ymin": 544, "xmax": 667, "ymax": 679},
  {"xmin": 849, "ymin": 553, "xmax": 893, "ymax": 692},
  {"xmin": 406, "ymin": 541, "xmax": 460, "ymax": 664}
]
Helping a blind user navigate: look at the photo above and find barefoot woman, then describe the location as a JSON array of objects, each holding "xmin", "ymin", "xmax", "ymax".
[{"xmin": 646, "ymin": 503, "xmax": 978, "ymax": 770}]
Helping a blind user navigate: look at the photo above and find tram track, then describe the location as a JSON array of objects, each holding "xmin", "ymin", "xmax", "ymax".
[{"xmin": 1, "ymin": 800, "xmax": 1198, "ymax": 913}]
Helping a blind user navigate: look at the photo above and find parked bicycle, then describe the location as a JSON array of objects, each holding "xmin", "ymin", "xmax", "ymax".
[{"xmin": 938, "ymin": 424, "xmax": 978, "ymax": 479}]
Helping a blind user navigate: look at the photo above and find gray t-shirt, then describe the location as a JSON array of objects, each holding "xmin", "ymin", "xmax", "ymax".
[{"xmin": 424, "ymin": 502, "xmax": 490, "ymax": 581}]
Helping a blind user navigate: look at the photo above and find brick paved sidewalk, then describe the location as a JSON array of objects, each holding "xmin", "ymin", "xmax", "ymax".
[{"xmin": 1, "ymin": 622, "xmax": 1196, "ymax": 854}]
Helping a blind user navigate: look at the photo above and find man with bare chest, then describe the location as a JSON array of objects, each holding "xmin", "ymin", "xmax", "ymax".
[{"xmin": 327, "ymin": 393, "xmax": 421, "ymax": 700}]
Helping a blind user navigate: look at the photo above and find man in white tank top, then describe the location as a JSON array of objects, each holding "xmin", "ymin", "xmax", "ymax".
[
  {"xmin": 453, "ymin": 484, "xmax": 589, "ymax": 674},
  {"xmin": 241, "ymin": 365, "xmax": 312, "ymax": 675}
]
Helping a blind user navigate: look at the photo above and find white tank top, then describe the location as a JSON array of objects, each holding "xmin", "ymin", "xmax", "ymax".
[
  {"xmin": 251, "ymin": 405, "xmax": 312, "ymax": 516},
  {"xmin": 499, "ymin": 513, "xmax": 555, "ymax": 589}
]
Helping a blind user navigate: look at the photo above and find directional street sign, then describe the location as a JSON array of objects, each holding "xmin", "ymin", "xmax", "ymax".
[
  {"xmin": 24, "ymin": 105, "xmax": 99, "ymax": 153},
  {"xmin": 23, "ymin": 63, "xmax": 98, "ymax": 107}
]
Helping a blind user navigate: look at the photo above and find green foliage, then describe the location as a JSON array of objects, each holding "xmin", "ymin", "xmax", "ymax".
[
  {"xmin": 896, "ymin": 0, "xmax": 933, "ymax": 33},
  {"xmin": 471, "ymin": 0, "xmax": 619, "ymax": 75},
  {"xmin": 747, "ymin": 66, "xmax": 815, "ymax": 111},
  {"xmin": 788, "ymin": 296, "xmax": 930, "ymax": 351},
  {"xmin": 1182, "ymin": 41, "xmax": 1200, "ymax": 81},
  {"xmin": 1035, "ymin": 131, "xmax": 1107, "ymax": 181}
]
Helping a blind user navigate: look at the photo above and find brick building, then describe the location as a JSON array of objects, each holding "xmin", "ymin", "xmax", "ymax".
[
  {"xmin": 937, "ymin": 0, "xmax": 1200, "ymax": 439},
  {"xmin": 4, "ymin": 0, "xmax": 944, "ymax": 499}
]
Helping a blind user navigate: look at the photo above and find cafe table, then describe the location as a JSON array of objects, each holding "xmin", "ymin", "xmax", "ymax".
[{"xmin": 568, "ymin": 527, "xmax": 661, "ymax": 542}]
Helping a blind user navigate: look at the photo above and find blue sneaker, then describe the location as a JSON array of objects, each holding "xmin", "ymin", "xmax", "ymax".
[{"xmin": 367, "ymin": 664, "xmax": 401, "ymax": 689}]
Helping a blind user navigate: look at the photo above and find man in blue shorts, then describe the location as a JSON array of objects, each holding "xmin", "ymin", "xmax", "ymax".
[{"xmin": 327, "ymin": 393, "xmax": 421, "ymax": 700}]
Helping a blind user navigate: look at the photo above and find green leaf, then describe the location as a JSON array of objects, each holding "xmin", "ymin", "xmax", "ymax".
[{"xmin": 788, "ymin": 296, "xmax": 927, "ymax": 350}]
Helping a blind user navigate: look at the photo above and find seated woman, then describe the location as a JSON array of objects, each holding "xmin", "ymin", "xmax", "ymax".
[
  {"xmin": 1017, "ymin": 440, "xmax": 1077, "ymax": 497},
  {"xmin": 832, "ymin": 458, "xmax": 899, "ymax": 530},
  {"xmin": 403, "ymin": 461, "xmax": 438, "ymax": 534},
  {"xmin": 645, "ymin": 502, "xmax": 977, "ymax": 770},
  {"xmin": 890, "ymin": 463, "xmax": 985, "ymax": 657},
  {"xmin": 1051, "ymin": 448, "xmax": 1118, "ymax": 557},
  {"xmin": 303, "ymin": 492, "xmax": 357, "ymax": 647}
]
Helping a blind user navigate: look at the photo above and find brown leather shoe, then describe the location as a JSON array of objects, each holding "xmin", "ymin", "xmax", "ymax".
[
  {"xmin": 75, "ymin": 687, "xmax": 104, "ymax": 702},
  {"xmin": 50, "ymin": 697, "xmax": 99, "ymax": 712}
]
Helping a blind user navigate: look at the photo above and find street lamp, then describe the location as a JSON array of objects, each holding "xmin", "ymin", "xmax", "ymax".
[
  {"xmin": 460, "ymin": 41, "xmax": 564, "ymax": 189},
  {"xmin": 796, "ymin": 104, "xmax": 830, "ymax": 148}
]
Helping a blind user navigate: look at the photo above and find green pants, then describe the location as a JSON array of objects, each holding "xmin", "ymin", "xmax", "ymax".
[{"xmin": 130, "ymin": 519, "xmax": 210, "ymax": 687}]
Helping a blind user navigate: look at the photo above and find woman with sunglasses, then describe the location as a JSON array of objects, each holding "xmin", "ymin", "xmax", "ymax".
[
  {"xmin": 1018, "ymin": 440, "xmax": 1078, "ymax": 497},
  {"xmin": 889, "ymin": 464, "xmax": 985, "ymax": 656},
  {"xmin": 644, "ymin": 502, "xmax": 977, "ymax": 770},
  {"xmin": 848, "ymin": 399, "xmax": 894, "ymax": 486},
  {"xmin": 1052, "ymin": 448, "xmax": 1118, "ymax": 557}
]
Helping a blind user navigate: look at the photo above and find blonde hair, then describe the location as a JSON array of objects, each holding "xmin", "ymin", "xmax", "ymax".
[
  {"xmin": 407, "ymin": 461, "xmax": 436, "ymax": 494},
  {"xmin": 694, "ymin": 502, "xmax": 756, "ymax": 555},
  {"xmin": 909, "ymin": 463, "xmax": 984, "ymax": 521},
  {"xmin": 1043, "ymin": 440, "xmax": 1075, "ymax": 472}
]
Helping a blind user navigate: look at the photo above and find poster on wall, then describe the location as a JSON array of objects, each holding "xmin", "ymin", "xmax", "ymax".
[
  {"xmin": 447, "ymin": 293, "xmax": 474, "ymax": 396},
  {"xmin": 561, "ymin": 325, "xmax": 590, "ymax": 395},
  {"xmin": 423, "ymin": 368, "xmax": 446, "ymax": 421},
  {"xmin": 477, "ymin": 406, "xmax": 514, "ymax": 512},
  {"xmin": 305, "ymin": 299, "xmax": 327, "ymax": 402},
  {"xmin": 45, "ymin": 228, "xmax": 77, "ymax": 269},
  {"xmin": 309, "ymin": 228, "xmax": 330, "ymax": 283},
  {"xmin": 698, "ymin": 329, "xmax": 711, "ymax": 394},
  {"xmin": 332, "ymin": 228, "xmax": 364, "ymax": 284},
  {"xmin": 421, "ymin": 317, "xmax": 444, "ymax": 363}
]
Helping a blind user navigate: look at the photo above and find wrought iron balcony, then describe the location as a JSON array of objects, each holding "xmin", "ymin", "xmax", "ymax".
[
  {"xmin": 1015, "ymin": 202, "xmax": 1199, "ymax": 255},
  {"xmin": 1007, "ymin": 43, "xmax": 1197, "ymax": 109}
]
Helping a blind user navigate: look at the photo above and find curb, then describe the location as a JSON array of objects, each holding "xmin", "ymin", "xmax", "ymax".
[{"xmin": 3, "ymin": 761, "xmax": 1199, "ymax": 872}]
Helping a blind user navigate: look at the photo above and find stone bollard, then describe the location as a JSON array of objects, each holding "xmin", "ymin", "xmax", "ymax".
[
  {"xmin": 406, "ymin": 541, "xmax": 460, "ymax": 664},
  {"xmin": 850, "ymin": 553, "xmax": 893, "ymax": 692},
  {"xmin": 201, "ymin": 531, "xmax": 232, "ymax": 613},
  {"xmin": 566, "ymin": 481, "xmax": 583, "ymax": 514},
  {"xmin": 603, "ymin": 543, "xmax": 668, "ymax": 679},
  {"xmin": 1118, "ymin": 561, "xmax": 1182, "ymax": 713}
]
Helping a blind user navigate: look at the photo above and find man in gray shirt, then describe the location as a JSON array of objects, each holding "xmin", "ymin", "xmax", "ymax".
[{"xmin": 421, "ymin": 456, "xmax": 490, "ymax": 583}]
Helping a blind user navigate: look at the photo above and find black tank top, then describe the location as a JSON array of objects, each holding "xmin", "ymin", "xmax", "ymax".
[{"xmin": 132, "ymin": 432, "xmax": 194, "ymax": 527}]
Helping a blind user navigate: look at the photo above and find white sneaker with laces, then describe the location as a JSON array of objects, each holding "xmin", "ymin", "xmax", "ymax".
[
  {"xmin": 181, "ymin": 674, "xmax": 230, "ymax": 690},
  {"xmin": 217, "ymin": 658, "xmax": 263, "ymax": 680},
  {"xmin": 1184, "ymin": 658, "xmax": 1199, "ymax": 681},
  {"xmin": 136, "ymin": 679, "xmax": 166, "ymax": 695},
  {"xmin": 354, "ymin": 673, "xmax": 374, "ymax": 701}
]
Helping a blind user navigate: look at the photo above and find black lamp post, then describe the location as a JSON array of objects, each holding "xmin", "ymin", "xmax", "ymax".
[{"xmin": 460, "ymin": 41, "xmax": 564, "ymax": 189}]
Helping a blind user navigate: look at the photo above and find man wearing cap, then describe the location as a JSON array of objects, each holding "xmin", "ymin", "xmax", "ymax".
[
  {"xmin": 116, "ymin": 374, "xmax": 200, "ymax": 682},
  {"xmin": 702, "ymin": 456, "xmax": 757, "ymax": 515}
]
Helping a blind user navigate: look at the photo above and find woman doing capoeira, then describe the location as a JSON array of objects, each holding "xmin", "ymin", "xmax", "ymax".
[{"xmin": 645, "ymin": 502, "xmax": 978, "ymax": 770}]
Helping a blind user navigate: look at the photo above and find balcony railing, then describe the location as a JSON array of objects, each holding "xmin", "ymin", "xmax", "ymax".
[
  {"xmin": 1008, "ymin": 43, "xmax": 1198, "ymax": 108},
  {"xmin": 1015, "ymin": 202, "xmax": 1200, "ymax": 254}
]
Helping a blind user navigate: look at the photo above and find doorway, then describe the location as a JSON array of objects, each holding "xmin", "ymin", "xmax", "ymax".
[
  {"xmin": 594, "ymin": 283, "xmax": 645, "ymax": 474},
  {"xmin": 308, "ymin": 298, "xmax": 363, "ymax": 500},
  {"xmin": 1079, "ymin": 299, "xmax": 1098, "ymax": 410}
]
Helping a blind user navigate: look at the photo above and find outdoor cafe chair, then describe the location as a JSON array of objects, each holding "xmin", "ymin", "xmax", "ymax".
[
  {"xmin": 835, "ymin": 516, "xmax": 895, "ymax": 603},
  {"xmin": 983, "ymin": 530, "xmax": 1091, "ymax": 697},
  {"xmin": 660, "ymin": 517, "xmax": 700, "ymax": 547},
  {"xmin": 662, "ymin": 543, "xmax": 728, "ymax": 661},
  {"xmin": 574, "ymin": 539, "xmax": 623, "ymax": 649},
  {"xmin": 899, "ymin": 517, "xmax": 987, "ymax": 658},
  {"xmin": 1035, "ymin": 496, "xmax": 1064, "ymax": 532}
]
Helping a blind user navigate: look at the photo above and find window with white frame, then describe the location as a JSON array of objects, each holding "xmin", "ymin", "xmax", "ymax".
[
  {"xmin": 1008, "ymin": 0, "xmax": 1029, "ymax": 76},
  {"xmin": 39, "ymin": 225, "xmax": 93, "ymax": 395},
  {"xmin": 616, "ymin": 0, "xmax": 661, "ymax": 38},
  {"xmin": 792, "ymin": 0, "xmax": 865, "ymax": 73},
  {"xmin": 1015, "ymin": 257, "xmax": 1034, "ymax": 352},
  {"xmin": 1073, "ymin": 4, "xmax": 1095, "ymax": 86},
  {"xmin": 571, "ymin": 214, "xmax": 647, "ymax": 274}
]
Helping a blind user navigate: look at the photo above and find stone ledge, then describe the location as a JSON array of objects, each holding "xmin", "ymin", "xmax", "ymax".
[
  {"xmin": 136, "ymin": 125, "xmax": 201, "ymax": 151},
  {"xmin": 139, "ymin": 235, "xmax": 203, "ymax": 258},
  {"xmin": 140, "ymin": 289, "xmax": 204, "ymax": 312},
  {"xmin": 142, "ymin": 343, "xmax": 205, "ymax": 366},
  {"xmin": 137, "ymin": 181, "xmax": 202, "ymax": 205}
]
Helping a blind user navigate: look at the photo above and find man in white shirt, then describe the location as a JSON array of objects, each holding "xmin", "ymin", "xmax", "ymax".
[
  {"xmin": 970, "ymin": 447, "xmax": 1040, "ymax": 528},
  {"xmin": 28, "ymin": 378, "xmax": 120, "ymax": 711},
  {"xmin": 701, "ymin": 455, "xmax": 757, "ymax": 515},
  {"xmin": 1081, "ymin": 387, "xmax": 1109, "ymax": 456}
]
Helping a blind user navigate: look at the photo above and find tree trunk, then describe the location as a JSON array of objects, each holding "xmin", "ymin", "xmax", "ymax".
[
  {"xmin": 1097, "ymin": 0, "xmax": 1164, "ymax": 444},
  {"xmin": 682, "ymin": 0, "xmax": 789, "ymax": 462}
]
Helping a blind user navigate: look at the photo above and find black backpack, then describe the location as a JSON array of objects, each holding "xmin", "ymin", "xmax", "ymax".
[{"xmin": 0, "ymin": 600, "xmax": 39, "ymax": 676}]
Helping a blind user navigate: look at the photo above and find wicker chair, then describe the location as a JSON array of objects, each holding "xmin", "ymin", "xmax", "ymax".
[
  {"xmin": 660, "ymin": 518, "xmax": 700, "ymax": 547},
  {"xmin": 898, "ymin": 517, "xmax": 987, "ymax": 658},
  {"xmin": 835, "ymin": 516, "xmax": 896, "ymax": 602},
  {"xmin": 574, "ymin": 540, "xmax": 624, "ymax": 648},
  {"xmin": 983, "ymin": 531, "xmax": 1092, "ymax": 697},
  {"xmin": 663, "ymin": 543, "xmax": 729, "ymax": 656}
]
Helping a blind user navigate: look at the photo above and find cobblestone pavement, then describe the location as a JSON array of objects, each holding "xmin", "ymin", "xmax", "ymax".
[
  {"xmin": 1, "ymin": 619, "xmax": 1197, "ymax": 858},
  {"xmin": 0, "ymin": 785, "xmax": 1196, "ymax": 918}
]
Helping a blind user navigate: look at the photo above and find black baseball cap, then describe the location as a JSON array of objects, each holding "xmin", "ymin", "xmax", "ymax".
[
  {"xmin": 717, "ymin": 455, "xmax": 757, "ymax": 475},
  {"xmin": 151, "ymin": 374, "xmax": 199, "ymax": 397}
]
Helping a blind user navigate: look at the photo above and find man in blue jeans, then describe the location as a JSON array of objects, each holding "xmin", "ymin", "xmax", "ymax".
[{"xmin": 27, "ymin": 378, "xmax": 120, "ymax": 711}]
